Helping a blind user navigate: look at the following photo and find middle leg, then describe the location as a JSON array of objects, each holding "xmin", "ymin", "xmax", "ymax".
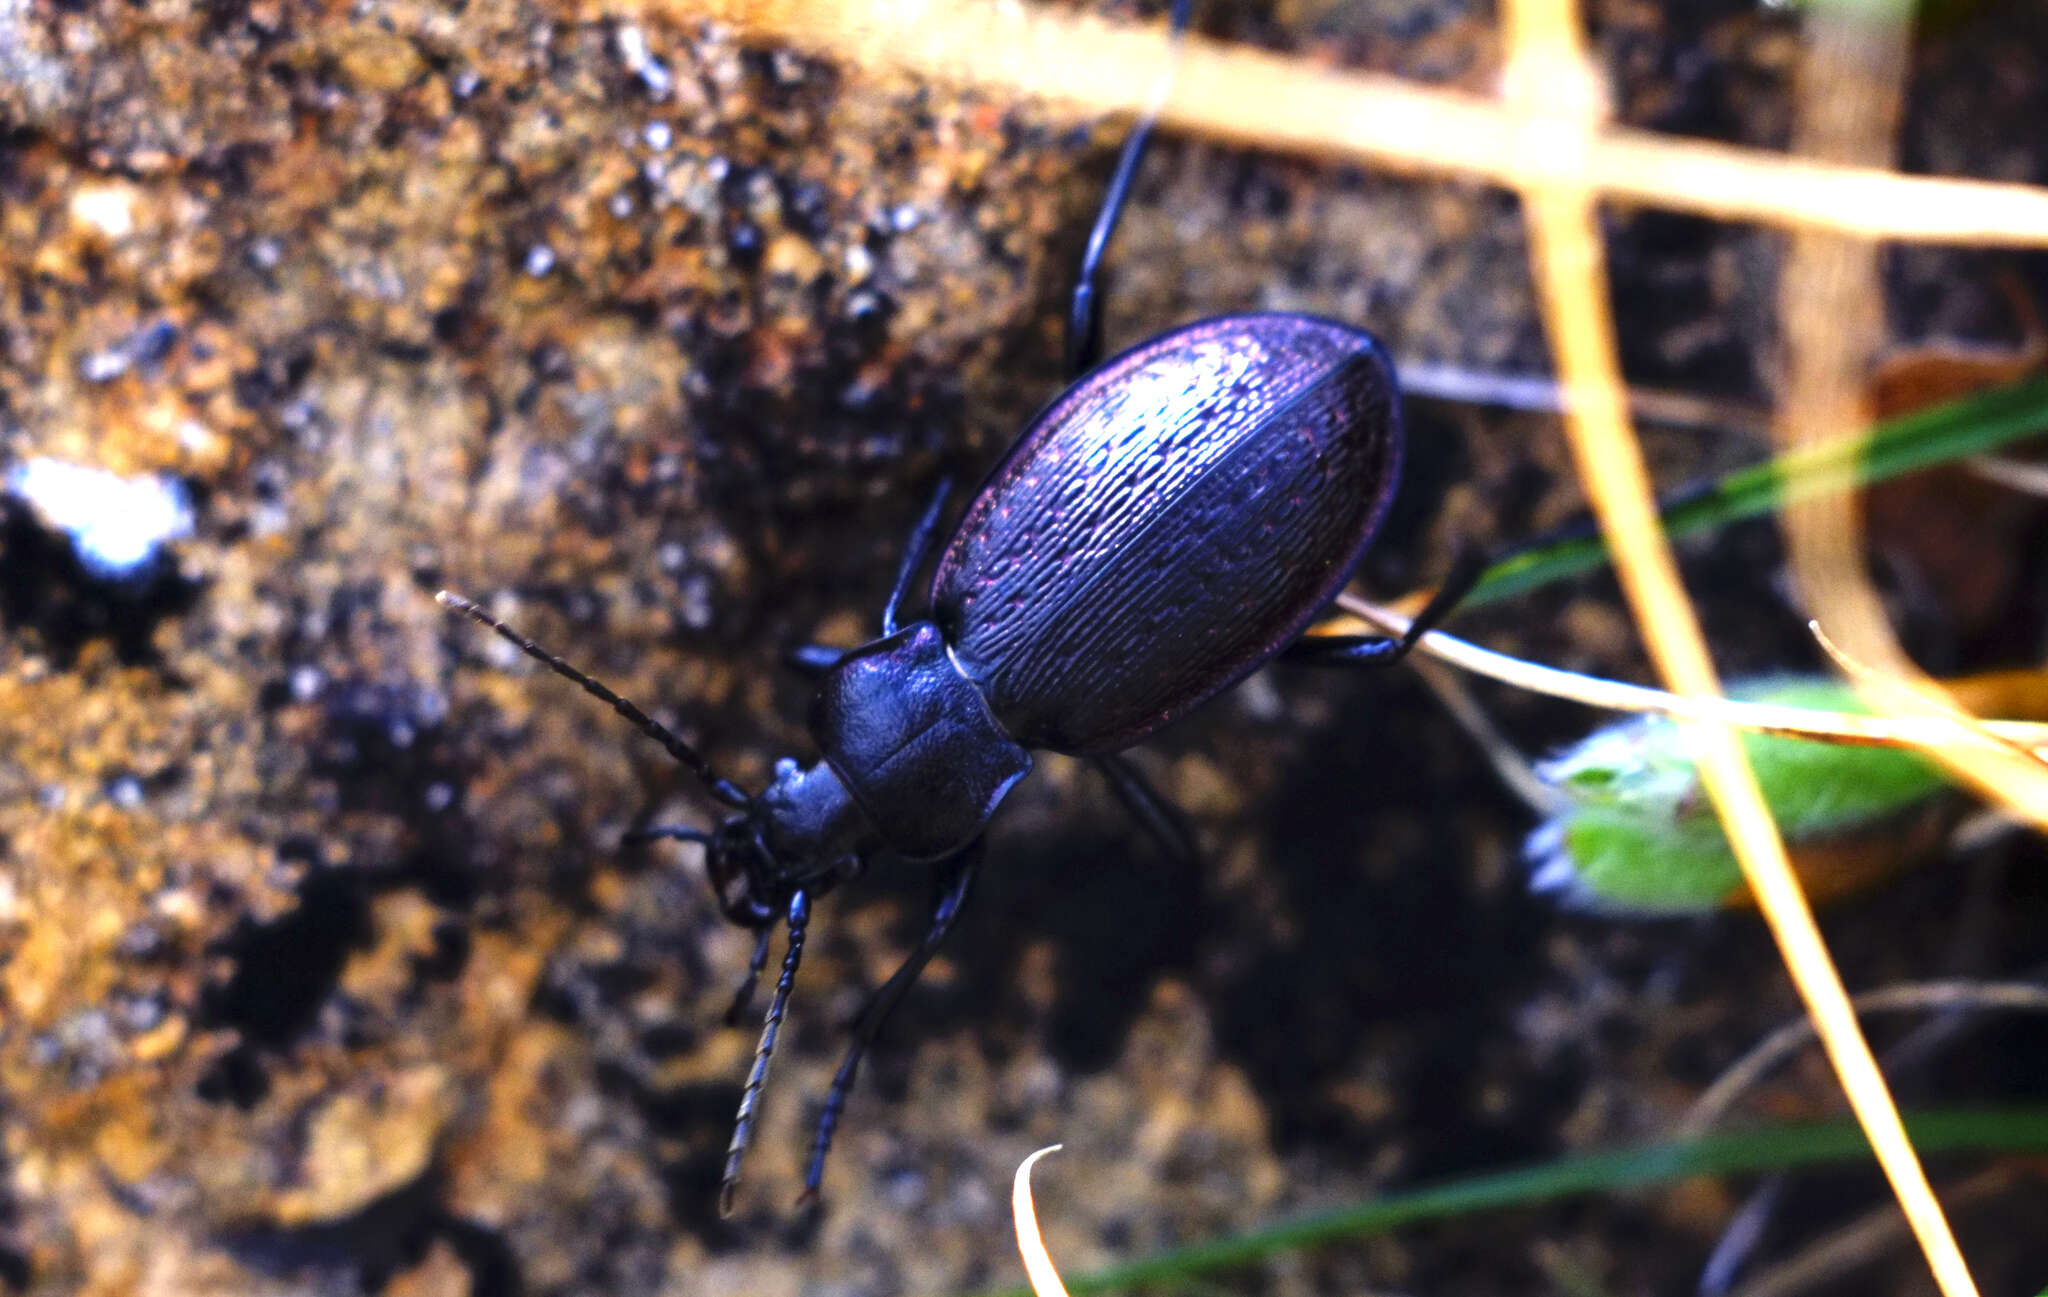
[{"xmin": 1092, "ymin": 752, "xmax": 1200, "ymax": 868}]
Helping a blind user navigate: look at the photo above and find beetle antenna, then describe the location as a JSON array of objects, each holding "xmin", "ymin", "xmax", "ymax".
[
  {"xmin": 436, "ymin": 590, "xmax": 751, "ymax": 808},
  {"xmin": 720, "ymin": 890, "xmax": 811, "ymax": 1216}
]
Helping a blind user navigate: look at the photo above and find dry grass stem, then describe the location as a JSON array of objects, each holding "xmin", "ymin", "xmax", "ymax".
[
  {"xmin": 1395, "ymin": 360, "xmax": 1772, "ymax": 434},
  {"xmin": 1809, "ymin": 623, "xmax": 2048, "ymax": 776},
  {"xmin": 1680, "ymin": 980, "xmax": 2048, "ymax": 1137},
  {"xmin": 1498, "ymin": 0, "xmax": 1976, "ymax": 1290},
  {"xmin": 1774, "ymin": 0, "xmax": 2048, "ymax": 928},
  {"xmin": 1335, "ymin": 595, "xmax": 2048, "ymax": 756},
  {"xmin": 1726, "ymin": 1167, "xmax": 2024, "ymax": 1297},
  {"xmin": 1408, "ymin": 654, "xmax": 1563, "ymax": 816},
  {"xmin": 1013, "ymin": 1146, "xmax": 1069, "ymax": 1297},
  {"xmin": 630, "ymin": 0, "xmax": 2048, "ymax": 244},
  {"xmin": 1965, "ymin": 453, "xmax": 2048, "ymax": 498}
]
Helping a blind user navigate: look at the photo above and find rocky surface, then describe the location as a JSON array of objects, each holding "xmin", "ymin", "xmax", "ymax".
[{"xmin": 2, "ymin": 1, "xmax": 2047, "ymax": 1295}]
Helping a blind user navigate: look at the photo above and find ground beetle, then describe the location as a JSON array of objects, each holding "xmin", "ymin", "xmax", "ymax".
[{"xmin": 440, "ymin": 0, "xmax": 1477, "ymax": 1214}]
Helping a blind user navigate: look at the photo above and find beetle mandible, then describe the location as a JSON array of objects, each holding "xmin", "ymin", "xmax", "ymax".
[{"xmin": 439, "ymin": 0, "xmax": 1478, "ymax": 1214}]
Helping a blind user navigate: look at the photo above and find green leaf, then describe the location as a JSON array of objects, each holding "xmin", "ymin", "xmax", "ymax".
[
  {"xmin": 1526, "ymin": 678, "xmax": 1952, "ymax": 915},
  {"xmin": 1464, "ymin": 372, "xmax": 2048, "ymax": 608}
]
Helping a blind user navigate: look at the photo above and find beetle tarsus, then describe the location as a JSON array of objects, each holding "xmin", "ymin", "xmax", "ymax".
[
  {"xmin": 1400, "ymin": 546, "xmax": 1488, "ymax": 650},
  {"xmin": 1284, "ymin": 548, "xmax": 1489, "ymax": 669}
]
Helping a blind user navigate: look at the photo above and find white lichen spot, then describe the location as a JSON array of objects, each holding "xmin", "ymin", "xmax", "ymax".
[
  {"xmin": 177, "ymin": 418, "xmax": 220, "ymax": 456},
  {"xmin": 680, "ymin": 573, "xmax": 714, "ymax": 630},
  {"xmin": 614, "ymin": 24, "xmax": 672, "ymax": 100},
  {"xmin": 77, "ymin": 348, "xmax": 131, "ymax": 383},
  {"xmin": 843, "ymin": 243, "xmax": 874, "ymax": 283},
  {"xmin": 69, "ymin": 181, "xmax": 139, "ymax": 241},
  {"xmin": 5, "ymin": 458, "xmax": 194, "ymax": 580},
  {"xmin": 290, "ymin": 665, "xmax": 326, "ymax": 703}
]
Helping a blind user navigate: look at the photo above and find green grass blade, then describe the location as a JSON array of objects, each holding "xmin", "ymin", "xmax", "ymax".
[
  {"xmin": 1466, "ymin": 371, "xmax": 2048, "ymax": 607},
  {"xmin": 959, "ymin": 1107, "xmax": 2048, "ymax": 1297}
]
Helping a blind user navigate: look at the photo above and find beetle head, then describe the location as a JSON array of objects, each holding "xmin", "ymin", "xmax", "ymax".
[
  {"xmin": 703, "ymin": 813, "xmax": 783, "ymax": 927},
  {"xmin": 701, "ymin": 759, "xmax": 871, "ymax": 928}
]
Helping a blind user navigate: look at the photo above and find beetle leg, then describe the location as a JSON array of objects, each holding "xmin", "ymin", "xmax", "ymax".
[
  {"xmin": 721, "ymin": 890, "xmax": 811, "ymax": 1217},
  {"xmin": 798, "ymin": 838, "xmax": 984, "ymax": 1202},
  {"xmin": 1282, "ymin": 633, "xmax": 1410, "ymax": 668},
  {"xmin": 1064, "ymin": 0, "xmax": 1195, "ymax": 378},
  {"xmin": 782, "ymin": 642, "xmax": 845, "ymax": 677},
  {"xmin": 1285, "ymin": 548, "xmax": 1488, "ymax": 668},
  {"xmin": 722, "ymin": 924, "xmax": 775, "ymax": 1026},
  {"xmin": 880, "ymin": 477, "xmax": 955, "ymax": 636},
  {"xmin": 1092, "ymin": 752, "xmax": 1200, "ymax": 868},
  {"xmin": 789, "ymin": 478, "xmax": 954, "ymax": 662},
  {"xmin": 620, "ymin": 824, "xmax": 710, "ymax": 845}
]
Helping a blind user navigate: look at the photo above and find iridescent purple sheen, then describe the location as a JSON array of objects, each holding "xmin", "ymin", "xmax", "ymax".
[
  {"xmin": 930, "ymin": 313, "xmax": 1401, "ymax": 753},
  {"xmin": 809, "ymin": 623, "xmax": 1031, "ymax": 860}
]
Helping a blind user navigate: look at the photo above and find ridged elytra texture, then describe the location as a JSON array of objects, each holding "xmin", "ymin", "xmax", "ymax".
[{"xmin": 931, "ymin": 313, "xmax": 1402, "ymax": 753}]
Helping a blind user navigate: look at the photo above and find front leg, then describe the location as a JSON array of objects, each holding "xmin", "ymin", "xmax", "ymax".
[
  {"xmin": 787, "ymin": 474, "xmax": 953, "ymax": 676},
  {"xmin": 800, "ymin": 837, "xmax": 984, "ymax": 1201},
  {"xmin": 783, "ymin": 642, "xmax": 844, "ymax": 678}
]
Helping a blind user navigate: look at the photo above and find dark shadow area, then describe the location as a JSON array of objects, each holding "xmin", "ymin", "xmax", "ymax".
[
  {"xmin": 887, "ymin": 806, "xmax": 1205, "ymax": 1078},
  {"xmin": 592, "ymin": 1063, "xmax": 750, "ymax": 1246},
  {"xmin": 0, "ymin": 499, "xmax": 204, "ymax": 669},
  {"xmin": 198, "ymin": 677, "xmax": 481, "ymax": 1106},
  {"xmin": 218, "ymin": 1168, "xmax": 523, "ymax": 1296},
  {"xmin": 1213, "ymin": 674, "xmax": 1571, "ymax": 1175},
  {"xmin": 196, "ymin": 861, "xmax": 374, "ymax": 1108},
  {"xmin": 0, "ymin": 1139, "xmax": 25, "ymax": 1292},
  {"xmin": 1360, "ymin": 394, "xmax": 1471, "ymax": 592}
]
